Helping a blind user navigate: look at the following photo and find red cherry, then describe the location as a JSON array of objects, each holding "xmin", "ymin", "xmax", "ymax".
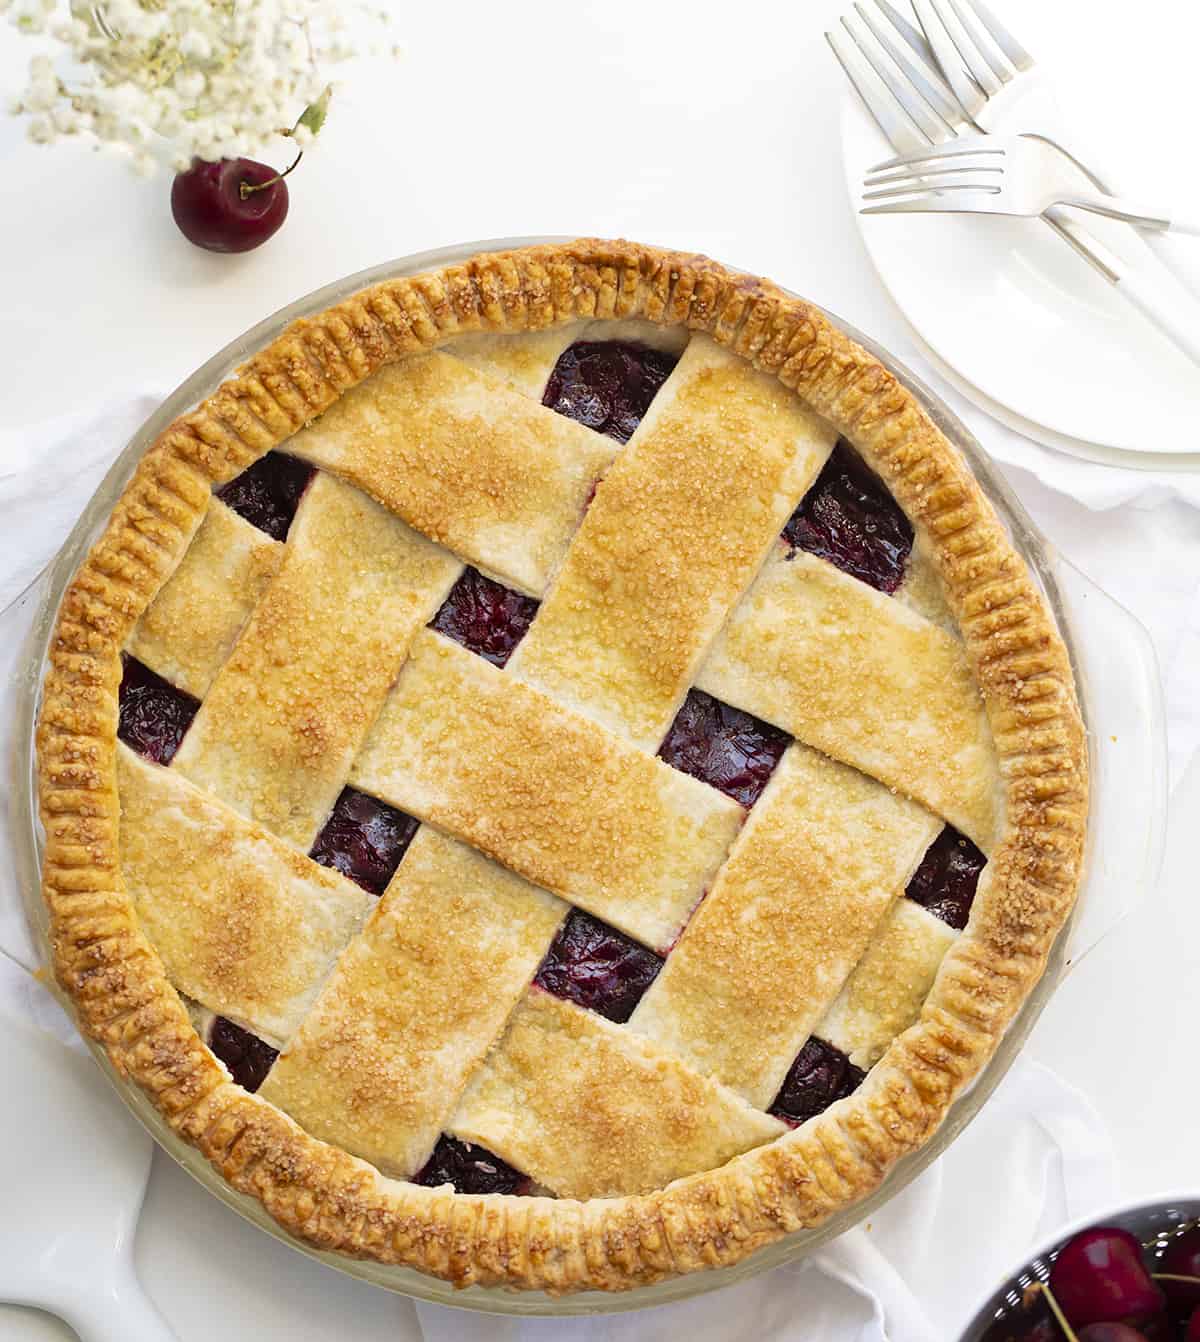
[
  {"xmin": 1186, "ymin": 1304, "xmax": 1200, "ymax": 1342},
  {"xmin": 1049, "ymin": 1227, "xmax": 1165, "ymax": 1327},
  {"xmin": 1159, "ymin": 1227, "xmax": 1200, "ymax": 1312},
  {"xmin": 170, "ymin": 158, "xmax": 289, "ymax": 253},
  {"xmin": 1077, "ymin": 1324, "xmax": 1151, "ymax": 1341}
]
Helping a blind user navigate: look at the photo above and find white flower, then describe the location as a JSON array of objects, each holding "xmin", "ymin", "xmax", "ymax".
[
  {"xmin": 5, "ymin": 0, "xmax": 393, "ymax": 174},
  {"xmin": 173, "ymin": 69, "xmax": 205, "ymax": 99}
]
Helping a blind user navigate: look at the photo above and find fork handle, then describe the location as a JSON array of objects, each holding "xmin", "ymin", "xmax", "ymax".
[
  {"xmin": 1060, "ymin": 191, "xmax": 1200, "ymax": 237},
  {"xmin": 1115, "ymin": 261, "xmax": 1200, "ymax": 366}
]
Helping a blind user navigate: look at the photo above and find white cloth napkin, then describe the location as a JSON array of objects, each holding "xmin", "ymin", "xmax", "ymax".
[{"xmin": 0, "ymin": 390, "xmax": 1191, "ymax": 1341}]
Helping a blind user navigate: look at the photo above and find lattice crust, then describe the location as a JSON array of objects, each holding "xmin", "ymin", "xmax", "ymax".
[
  {"xmin": 126, "ymin": 499, "xmax": 284, "ymax": 699},
  {"xmin": 628, "ymin": 744, "xmax": 941, "ymax": 1108},
  {"xmin": 448, "ymin": 991, "xmax": 786, "ymax": 1200},
  {"xmin": 282, "ymin": 352, "xmax": 619, "ymax": 596},
  {"xmin": 258, "ymin": 828, "xmax": 566, "ymax": 1177},
  {"xmin": 506, "ymin": 334, "xmax": 837, "ymax": 747},
  {"xmin": 38, "ymin": 240, "xmax": 1087, "ymax": 1295},
  {"xmin": 445, "ymin": 318, "xmax": 688, "ymax": 398},
  {"xmin": 173, "ymin": 474, "xmax": 462, "ymax": 848},
  {"xmin": 351, "ymin": 629, "xmax": 744, "ymax": 950},
  {"xmin": 696, "ymin": 548, "xmax": 1002, "ymax": 851},
  {"xmin": 819, "ymin": 889, "xmax": 962, "ymax": 1070},
  {"xmin": 116, "ymin": 745, "xmax": 374, "ymax": 1046}
]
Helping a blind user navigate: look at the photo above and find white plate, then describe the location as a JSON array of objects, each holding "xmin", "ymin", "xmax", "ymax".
[{"xmin": 839, "ymin": 91, "xmax": 1200, "ymax": 459}]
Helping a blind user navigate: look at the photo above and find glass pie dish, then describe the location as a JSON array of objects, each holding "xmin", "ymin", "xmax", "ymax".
[{"xmin": 0, "ymin": 237, "xmax": 1169, "ymax": 1315}]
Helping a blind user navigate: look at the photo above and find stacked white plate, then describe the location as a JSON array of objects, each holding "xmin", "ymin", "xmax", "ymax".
[{"xmin": 837, "ymin": 5, "xmax": 1200, "ymax": 470}]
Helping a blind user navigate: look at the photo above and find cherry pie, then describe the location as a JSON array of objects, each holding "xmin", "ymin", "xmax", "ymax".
[{"xmin": 37, "ymin": 240, "xmax": 1086, "ymax": 1293}]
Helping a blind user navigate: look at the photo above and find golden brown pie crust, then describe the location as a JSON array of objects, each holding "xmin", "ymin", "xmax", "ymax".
[{"xmin": 36, "ymin": 239, "xmax": 1087, "ymax": 1294}]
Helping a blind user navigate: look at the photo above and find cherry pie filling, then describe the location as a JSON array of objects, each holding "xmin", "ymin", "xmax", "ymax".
[
  {"xmin": 216, "ymin": 450, "xmax": 314, "ymax": 541},
  {"xmin": 428, "ymin": 566, "xmax": 539, "ymax": 667},
  {"xmin": 414, "ymin": 1135, "xmax": 532, "ymax": 1196},
  {"xmin": 308, "ymin": 787, "xmax": 419, "ymax": 896},
  {"xmin": 769, "ymin": 1037, "xmax": 866, "ymax": 1126},
  {"xmin": 207, "ymin": 1016, "xmax": 279, "ymax": 1093},
  {"xmin": 783, "ymin": 438, "xmax": 914, "ymax": 595},
  {"xmin": 543, "ymin": 341, "xmax": 679, "ymax": 443},
  {"xmin": 534, "ymin": 909, "xmax": 664, "ymax": 1024},
  {"xmin": 905, "ymin": 825, "xmax": 987, "ymax": 931},
  {"xmin": 116, "ymin": 344, "xmax": 983, "ymax": 1197},
  {"xmin": 117, "ymin": 654, "xmax": 200, "ymax": 765},
  {"xmin": 658, "ymin": 689, "xmax": 792, "ymax": 809}
]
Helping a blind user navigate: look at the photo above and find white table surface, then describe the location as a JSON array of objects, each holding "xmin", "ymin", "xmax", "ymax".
[{"xmin": 3, "ymin": 1, "xmax": 1199, "ymax": 1336}]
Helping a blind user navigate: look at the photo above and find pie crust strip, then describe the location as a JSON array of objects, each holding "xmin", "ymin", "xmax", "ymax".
[
  {"xmin": 628, "ymin": 744, "xmax": 941, "ymax": 1107},
  {"xmin": 283, "ymin": 352, "xmax": 618, "ymax": 597},
  {"xmin": 126, "ymin": 499, "xmax": 283, "ymax": 700},
  {"xmin": 507, "ymin": 335, "xmax": 838, "ymax": 749},
  {"xmin": 351, "ymin": 629, "xmax": 744, "ymax": 951},
  {"xmin": 259, "ymin": 828, "xmax": 566, "ymax": 1177},
  {"xmin": 696, "ymin": 548, "xmax": 1003, "ymax": 851},
  {"xmin": 117, "ymin": 745, "xmax": 374, "ymax": 1047},
  {"xmin": 173, "ymin": 474, "xmax": 463, "ymax": 849},
  {"xmin": 819, "ymin": 892, "xmax": 960, "ymax": 1071},
  {"xmin": 447, "ymin": 990, "xmax": 786, "ymax": 1200}
]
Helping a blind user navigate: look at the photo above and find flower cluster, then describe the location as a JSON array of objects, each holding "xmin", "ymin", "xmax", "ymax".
[{"xmin": 3, "ymin": 0, "xmax": 391, "ymax": 174}]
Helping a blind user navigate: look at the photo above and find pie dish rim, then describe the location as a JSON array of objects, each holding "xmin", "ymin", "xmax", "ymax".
[{"xmin": 31, "ymin": 236, "xmax": 1089, "ymax": 1299}]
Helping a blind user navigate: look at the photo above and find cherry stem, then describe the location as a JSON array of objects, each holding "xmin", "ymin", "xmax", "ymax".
[
  {"xmin": 1034, "ymin": 1283, "xmax": 1080, "ymax": 1342},
  {"xmin": 1155, "ymin": 1272, "xmax": 1200, "ymax": 1284},
  {"xmin": 239, "ymin": 147, "xmax": 303, "ymax": 200}
]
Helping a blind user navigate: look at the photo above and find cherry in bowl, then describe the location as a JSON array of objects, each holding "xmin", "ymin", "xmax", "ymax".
[
  {"xmin": 1160, "ymin": 1227, "xmax": 1200, "ymax": 1313},
  {"xmin": 1048, "ymin": 1227, "xmax": 1165, "ymax": 1329}
]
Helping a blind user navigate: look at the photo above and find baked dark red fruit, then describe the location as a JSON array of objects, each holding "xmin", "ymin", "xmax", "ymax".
[
  {"xmin": 658, "ymin": 689, "xmax": 791, "ymax": 808},
  {"xmin": 782, "ymin": 438, "xmax": 914, "ymax": 594},
  {"xmin": 216, "ymin": 451, "xmax": 314, "ymax": 540},
  {"xmin": 414, "ymin": 1135, "xmax": 530, "ymax": 1196},
  {"xmin": 117, "ymin": 655, "xmax": 199, "ymax": 765},
  {"xmin": 534, "ymin": 909, "xmax": 664, "ymax": 1023},
  {"xmin": 207, "ymin": 1017, "xmax": 279, "ymax": 1093},
  {"xmin": 429, "ymin": 567, "xmax": 539, "ymax": 668},
  {"xmin": 543, "ymin": 340, "xmax": 678, "ymax": 442}
]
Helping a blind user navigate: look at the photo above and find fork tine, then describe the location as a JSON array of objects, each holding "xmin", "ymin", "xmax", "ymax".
[
  {"xmin": 871, "ymin": 0, "xmax": 938, "ymax": 66},
  {"xmin": 854, "ymin": 1, "xmax": 965, "ymax": 131},
  {"xmin": 868, "ymin": 140, "xmax": 1003, "ymax": 172},
  {"xmin": 928, "ymin": 0, "xmax": 1005, "ymax": 94},
  {"xmin": 863, "ymin": 162, "xmax": 1003, "ymax": 187},
  {"xmin": 955, "ymin": 0, "xmax": 1034, "ymax": 71},
  {"xmin": 860, "ymin": 191, "xmax": 1003, "ymax": 215},
  {"xmin": 910, "ymin": 0, "xmax": 986, "ymax": 119},
  {"xmin": 825, "ymin": 26, "xmax": 930, "ymax": 156},
  {"xmin": 947, "ymin": 0, "xmax": 1014, "ymax": 82},
  {"xmin": 841, "ymin": 14, "xmax": 954, "ymax": 144},
  {"xmin": 862, "ymin": 180, "xmax": 1001, "ymax": 201}
]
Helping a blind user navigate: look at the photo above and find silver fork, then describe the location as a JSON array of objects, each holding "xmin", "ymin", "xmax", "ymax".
[
  {"xmin": 827, "ymin": 3, "xmax": 1200, "ymax": 366},
  {"xmin": 908, "ymin": 0, "xmax": 1200, "ymax": 282},
  {"xmin": 861, "ymin": 134, "xmax": 1200, "ymax": 234}
]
